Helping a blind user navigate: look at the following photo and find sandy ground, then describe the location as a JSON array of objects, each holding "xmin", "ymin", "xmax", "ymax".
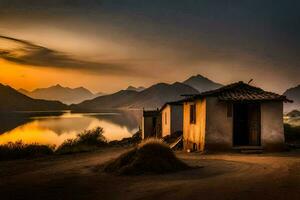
[{"xmin": 0, "ymin": 148, "xmax": 299, "ymax": 200}]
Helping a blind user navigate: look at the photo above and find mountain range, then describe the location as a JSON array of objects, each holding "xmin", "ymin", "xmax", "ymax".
[
  {"xmin": 72, "ymin": 74, "xmax": 223, "ymax": 110},
  {"xmin": 10, "ymin": 74, "xmax": 220, "ymax": 111},
  {"xmin": 283, "ymin": 85, "xmax": 300, "ymax": 112},
  {"xmin": 3, "ymin": 74, "xmax": 299, "ymax": 112},
  {"xmin": 71, "ymin": 75, "xmax": 224, "ymax": 110},
  {"xmin": 18, "ymin": 84, "xmax": 104, "ymax": 105},
  {"xmin": 71, "ymin": 82, "xmax": 199, "ymax": 111},
  {"xmin": 0, "ymin": 84, "xmax": 67, "ymax": 112}
]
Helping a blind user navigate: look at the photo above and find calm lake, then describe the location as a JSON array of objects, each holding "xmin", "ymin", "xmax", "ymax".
[{"xmin": 0, "ymin": 111, "xmax": 142, "ymax": 146}]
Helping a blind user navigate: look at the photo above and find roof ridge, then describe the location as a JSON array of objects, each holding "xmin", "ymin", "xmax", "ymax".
[{"xmin": 182, "ymin": 81, "xmax": 292, "ymax": 102}]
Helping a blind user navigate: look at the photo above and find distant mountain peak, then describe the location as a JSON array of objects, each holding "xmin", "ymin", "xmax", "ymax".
[
  {"xmin": 0, "ymin": 83, "xmax": 67, "ymax": 111},
  {"xmin": 126, "ymin": 85, "xmax": 145, "ymax": 92},
  {"xmin": 152, "ymin": 82, "xmax": 168, "ymax": 87},
  {"xmin": 183, "ymin": 74, "xmax": 222, "ymax": 93},
  {"xmin": 75, "ymin": 86, "xmax": 86, "ymax": 90},
  {"xmin": 195, "ymin": 74, "xmax": 209, "ymax": 79},
  {"xmin": 73, "ymin": 81, "xmax": 198, "ymax": 111},
  {"xmin": 172, "ymin": 81, "xmax": 183, "ymax": 86},
  {"xmin": 185, "ymin": 74, "xmax": 215, "ymax": 82},
  {"xmin": 52, "ymin": 84, "xmax": 64, "ymax": 89},
  {"xmin": 126, "ymin": 86, "xmax": 136, "ymax": 90},
  {"xmin": 18, "ymin": 88, "xmax": 30, "ymax": 94},
  {"xmin": 21, "ymin": 84, "xmax": 100, "ymax": 105}
]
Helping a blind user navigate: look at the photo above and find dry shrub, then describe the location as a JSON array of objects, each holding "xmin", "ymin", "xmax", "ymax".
[
  {"xmin": 56, "ymin": 127, "xmax": 108, "ymax": 154},
  {"xmin": 0, "ymin": 141, "xmax": 54, "ymax": 160},
  {"xmin": 104, "ymin": 138, "xmax": 190, "ymax": 175},
  {"xmin": 285, "ymin": 124, "xmax": 300, "ymax": 144}
]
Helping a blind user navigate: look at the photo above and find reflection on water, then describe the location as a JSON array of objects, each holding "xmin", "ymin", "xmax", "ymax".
[{"xmin": 0, "ymin": 111, "xmax": 142, "ymax": 146}]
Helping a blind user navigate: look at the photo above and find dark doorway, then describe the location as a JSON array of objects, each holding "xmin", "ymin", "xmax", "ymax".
[
  {"xmin": 151, "ymin": 116, "xmax": 157, "ymax": 137},
  {"xmin": 233, "ymin": 103, "xmax": 261, "ymax": 146}
]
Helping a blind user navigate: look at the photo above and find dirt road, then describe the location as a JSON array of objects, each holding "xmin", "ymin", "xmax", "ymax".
[{"xmin": 0, "ymin": 148, "xmax": 299, "ymax": 200}]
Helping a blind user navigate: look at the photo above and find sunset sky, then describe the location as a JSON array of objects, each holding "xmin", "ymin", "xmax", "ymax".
[{"xmin": 0, "ymin": 0, "xmax": 299, "ymax": 93}]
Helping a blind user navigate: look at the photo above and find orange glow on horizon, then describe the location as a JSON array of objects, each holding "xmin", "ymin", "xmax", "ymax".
[
  {"xmin": 0, "ymin": 59, "xmax": 60, "ymax": 91},
  {"xmin": 0, "ymin": 59, "xmax": 111, "ymax": 93}
]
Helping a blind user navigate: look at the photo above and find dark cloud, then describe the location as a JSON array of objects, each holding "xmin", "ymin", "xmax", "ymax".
[
  {"xmin": 0, "ymin": 35, "xmax": 139, "ymax": 76},
  {"xmin": 0, "ymin": 0, "xmax": 103, "ymax": 10}
]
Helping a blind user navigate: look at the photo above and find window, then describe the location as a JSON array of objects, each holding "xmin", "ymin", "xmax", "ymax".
[
  {"xmin": 190, "ymin": 104, "xmax": 196, "ymax": 124},
  {"xmin": 165, "ymin": 112, "xmax": 167, "ymax": 124}
]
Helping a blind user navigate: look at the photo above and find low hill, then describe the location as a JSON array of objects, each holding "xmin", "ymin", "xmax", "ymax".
[
  {"xmin": 283, "ymin": 85, "xmax": 300, "ymax": 112},
  {"xmin": 18, "ymin": 84, "xmax": 101, "ymax": 105},
  {"xmin": 286, "ymin": 110, "xmax": 300, "ymax": 118},
  {"xmin": 0, "ymin": 84, "xmax": 67, "ymax": 112}
]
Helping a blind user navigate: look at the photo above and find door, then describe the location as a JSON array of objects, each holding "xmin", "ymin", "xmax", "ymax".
[
  {"xmin": 233, "ymin": 103, "xmax": 249, "ymax": 146},
  {"xmin": 233, "ymin": 103, "xmax": 261, "ymax": 146},
  {"xmin": 248, "ymin": 103, "xmax": 261, "ymax": 145}
]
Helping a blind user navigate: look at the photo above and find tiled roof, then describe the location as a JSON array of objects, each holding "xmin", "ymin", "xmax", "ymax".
[{"xmin": 185, "ymin": 81, "xmax": 292, "ymax": 102}]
